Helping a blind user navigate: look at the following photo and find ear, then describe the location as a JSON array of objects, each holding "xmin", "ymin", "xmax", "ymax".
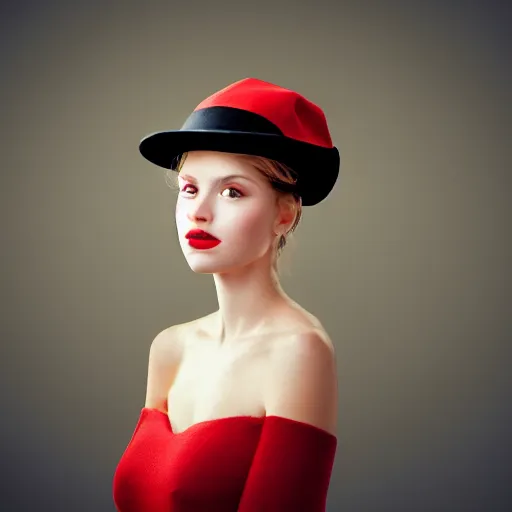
[{"xmin": 274, "ymin": 195, "xmax": 297, "ymax": 234}]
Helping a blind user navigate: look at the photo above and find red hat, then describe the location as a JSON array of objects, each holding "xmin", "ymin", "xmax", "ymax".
[{"xmin": 139, "ymin": 78, "xmax": 340, "ymax": 206}]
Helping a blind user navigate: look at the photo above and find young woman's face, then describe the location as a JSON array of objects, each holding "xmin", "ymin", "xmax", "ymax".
[{"xmin": 175, "ymin": 151, "xmax": 280, "ymax": 274}]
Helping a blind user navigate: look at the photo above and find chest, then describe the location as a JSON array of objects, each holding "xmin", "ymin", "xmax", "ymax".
[{"xmin": 167, "ymin": 341, "xmax": 269, "ymax": 433}]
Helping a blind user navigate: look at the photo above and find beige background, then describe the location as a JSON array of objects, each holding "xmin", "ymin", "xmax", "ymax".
[{"xmin": 1, "ymin": 0, "xmax": 511, "ymax": 510}]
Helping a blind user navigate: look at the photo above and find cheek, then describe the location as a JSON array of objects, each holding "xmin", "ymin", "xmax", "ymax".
[
  {"xmin": 175, "ymin": 202, "xmax": 188, "ymax": 229},
  {"xmin": 225, "ymin": 205, "xmax": 273, "ymax": 243}
]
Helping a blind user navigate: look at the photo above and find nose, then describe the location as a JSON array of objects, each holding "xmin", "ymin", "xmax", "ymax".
[{"xmin": 185, "ymin": 195, "xmax": 213, "ymax": 224}]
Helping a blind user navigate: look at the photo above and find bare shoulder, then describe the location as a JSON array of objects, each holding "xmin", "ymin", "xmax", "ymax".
[
  {"xmin": 144, "ymin": 323, "xmax": 188, "ymax": 411},
  {"xmin": 149, "ymin": 312, "xmax": 214, "ymax": 353},
  {"xmin": 144, "ymin": 314, "xmax": 216, "ymax": 410},
  {"xmin": 264, "ymin": 328, "xmax": 338, "ymax": 436},
  {"xmin": 149, "ymin": 325, "xmax": 180, "ymax": 356}
]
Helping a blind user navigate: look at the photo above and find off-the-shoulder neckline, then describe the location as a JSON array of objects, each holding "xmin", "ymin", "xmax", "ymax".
[{"xmin": 141, "ymin": 407, "xmax": 337, "ymax": 439}]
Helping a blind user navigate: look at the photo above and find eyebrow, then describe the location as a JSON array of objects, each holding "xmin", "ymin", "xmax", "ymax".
[{"xmin": 178, "ymin": 173, "xmax": 258, "ymax": 186}]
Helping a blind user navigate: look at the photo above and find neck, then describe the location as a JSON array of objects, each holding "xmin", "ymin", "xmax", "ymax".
[{"xmin": 212, "ymin": 256, "xmax": 290, "ymax": 343}]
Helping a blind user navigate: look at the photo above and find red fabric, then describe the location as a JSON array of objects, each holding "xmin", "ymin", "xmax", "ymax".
[
  {"xmin": 113, "ymin": 407, "xmax": 337, "ymax": 512},
  {"xmin": 193, "ymin": 78, "xmax": 334, "ymax": 149}
]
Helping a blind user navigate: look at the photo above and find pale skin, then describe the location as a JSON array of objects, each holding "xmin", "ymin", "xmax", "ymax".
[{"xmin": 144, "ymin": 151, "xmax": 338, "ymax": 436}]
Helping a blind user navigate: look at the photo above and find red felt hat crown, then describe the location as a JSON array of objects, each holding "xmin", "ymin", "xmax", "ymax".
[{"xmin": 139, "ymin": 78, "xmax": 340, "ymax": 206}]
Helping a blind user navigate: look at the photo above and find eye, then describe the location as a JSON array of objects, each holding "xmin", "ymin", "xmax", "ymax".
[
  {"xmin": 179, "ymin": 184, "xmax": 244, "ymax": 199},
  {"xmin": 180, "ymin": 184, "xmax": 196, "ymax": 195},
  {"xmin": 221, "ymin": 187, "xmax": 243, "ymax": 199}
]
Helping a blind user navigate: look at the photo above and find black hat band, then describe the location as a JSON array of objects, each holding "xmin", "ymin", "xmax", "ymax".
[{"xmin": 181, "ymin": 106, "xmax": 284, "ymax": 136}]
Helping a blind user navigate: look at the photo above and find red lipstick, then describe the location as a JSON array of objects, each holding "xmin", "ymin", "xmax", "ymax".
[{"xmin": 185, "ymin": 229, "xmax": 221, "ymax": 250}]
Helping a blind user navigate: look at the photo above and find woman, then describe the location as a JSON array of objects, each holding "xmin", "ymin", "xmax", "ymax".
[{"xmin": 113, "ymin": 78, "xmax": 341, "ymax": 511}]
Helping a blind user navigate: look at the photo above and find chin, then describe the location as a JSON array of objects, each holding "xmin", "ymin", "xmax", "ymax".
[
  {"xmin": 182, "ymin": 248, "xmax": 250, "ymax": 274},
  {"xmin": 180, "ymin": 241, "xmax": 272, "ymax": 275},
  {"xmin": 186, "ymin": 261, "xmax": 218, "ymax": 274},
  {"xmin": 186, "ymin": 254, "xmax": 271, "ymax": 276},
  {"xmin": 184, "ymin": 256, "xmax": 238, "ymax": 275}
]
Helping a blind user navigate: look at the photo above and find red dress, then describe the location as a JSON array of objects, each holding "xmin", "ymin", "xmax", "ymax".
[{"xmin": 113, "ymin": 408, "xmax": 337, "ymax": 511}]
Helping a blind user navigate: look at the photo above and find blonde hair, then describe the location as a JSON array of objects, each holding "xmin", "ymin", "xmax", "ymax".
[{"xmin": 165, "ymin": 152, "xmax": 303, "ymax": 274}]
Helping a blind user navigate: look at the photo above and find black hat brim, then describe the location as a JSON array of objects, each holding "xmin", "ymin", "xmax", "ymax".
[{"xmin": 139, "ymin": 130, "xmax": 340, "ymax": 206}]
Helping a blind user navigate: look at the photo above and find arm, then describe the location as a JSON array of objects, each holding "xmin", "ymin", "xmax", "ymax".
[{"xmin": 238, "ymin": 331, "xmax": 338, "ymax": 511}]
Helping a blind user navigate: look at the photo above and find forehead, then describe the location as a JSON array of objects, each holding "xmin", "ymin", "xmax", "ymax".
[{"xmin": 178, "ymin": 151, "xmax": 263, "ymax": 182}]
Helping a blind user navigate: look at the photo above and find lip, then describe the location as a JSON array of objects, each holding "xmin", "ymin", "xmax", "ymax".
[
  {"xmin": 187, "ymin": 238, "xmax": 221, "ymax": 250},
  {"xmin": 185, "ymin": 228, "xmax": 221, "ymax": 250},
  {"xmin": 185, "ymin": 228, "xmax": 220, "ymax": 241}
]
